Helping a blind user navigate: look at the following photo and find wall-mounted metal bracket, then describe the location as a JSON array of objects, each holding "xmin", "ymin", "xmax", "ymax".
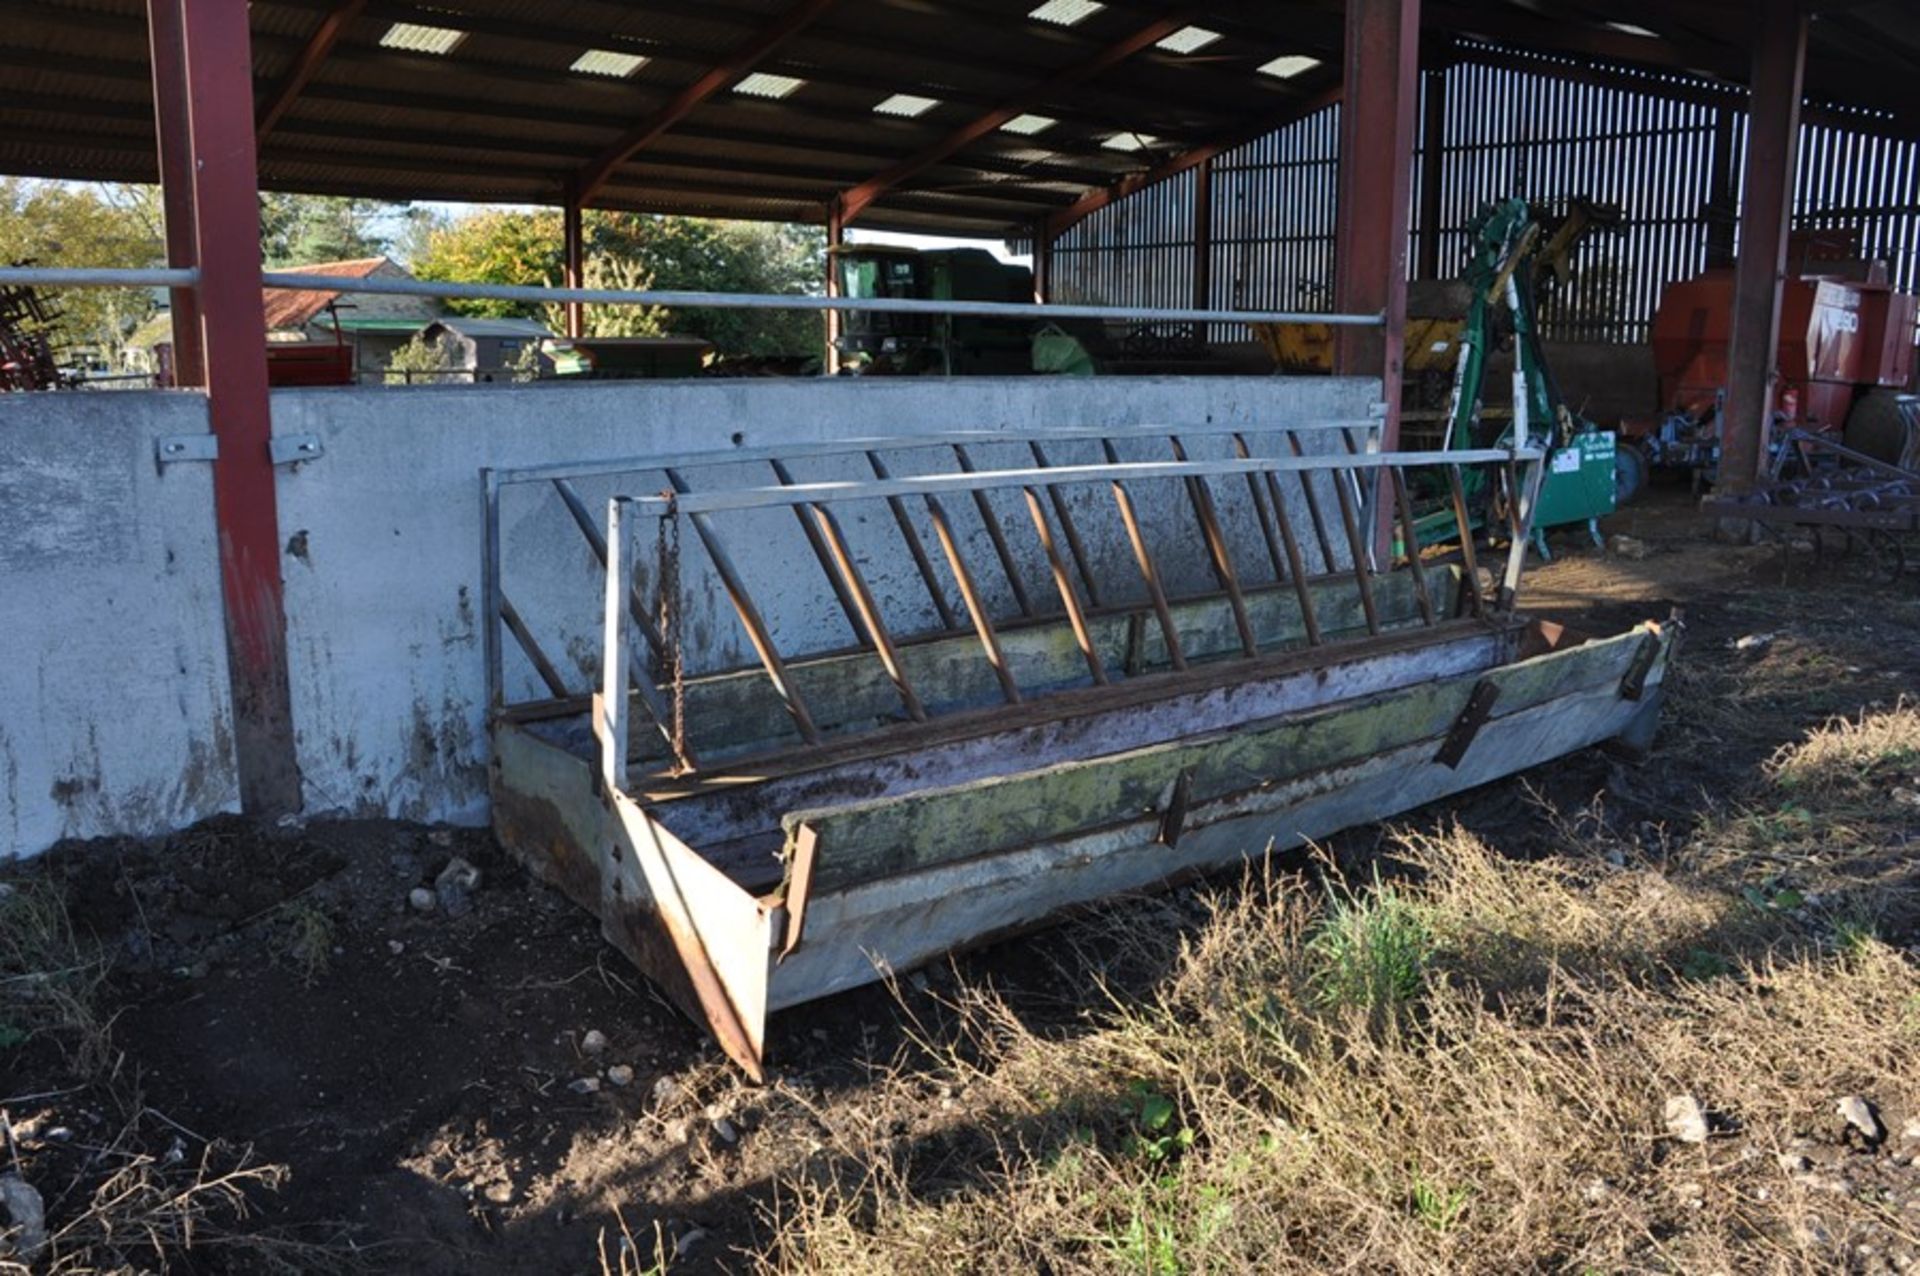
[
  {"xmin": 270, "ymin": 434, "xmax": 324, "ymax": 466},
  {"xmin": 155, "ymin": 434, "xmax": 219, "ymax": 465}
]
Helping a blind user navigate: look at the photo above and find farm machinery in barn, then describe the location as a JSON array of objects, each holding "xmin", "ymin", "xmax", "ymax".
[
  {"xmin": 1619, "ymin": 234, "xmax": 1920, "ymax": 494},
  {"xmin": 1259, "ymin": 198, "xmax": 1624, "ymax": 557},
  {"xmin": 829, "ymin": 245, "xmax": 1232, "ymax": 376}
]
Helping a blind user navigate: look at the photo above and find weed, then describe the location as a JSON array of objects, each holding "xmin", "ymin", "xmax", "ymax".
[
  {"xmin": 1410, "ymin": 1175, "xmax": 1470, "ymax": 1234},
  {"xmin": 1306, "ymin": 880, "xmax": 1431, "ymax": 1027},
  {"xmin": 284, "ymin": 902, "xmax": 336, "ymax": 985},
  {"xmin": 0, "ymin": 878, "xmax": 112, "ymax": 1074},
  {"xmin": 598, "ymin": 1208, "xmax": 673, "ymax": 1276}
]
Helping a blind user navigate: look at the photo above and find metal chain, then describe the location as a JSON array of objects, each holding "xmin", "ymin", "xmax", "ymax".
[{"xmin": 655, "ymin": 499, "xmax": 691, "ymax": 775}]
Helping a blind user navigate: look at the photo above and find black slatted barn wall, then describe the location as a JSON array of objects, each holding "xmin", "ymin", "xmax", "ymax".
[{"xmin": 1044, "ymin": 45, "xmax": 1920, "ymax": 347}]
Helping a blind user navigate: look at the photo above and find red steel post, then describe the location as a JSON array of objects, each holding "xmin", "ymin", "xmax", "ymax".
[
  {"xmin": 168, "ymin": 0, "xmax": 304, "ymax": 815},
  {"xmin": 1333, "ymin": 0, "xmax": 1420, "ymax": 553},
  {"xmin": 146, "ymin": 0, "xmax": 203, "ymax": 387},
  {"xmin": 563, "ymin": 187, "xmax": 586, "ymax": 340},
  {"xmin": 825, "ymin": 199, "xmax": 844, "ymax": 374},
  {"xmin": 1721, "ymin": 1, "xmax": 1808, "ymax": 497},
  {"xmin": 1031, "ymin": 219, "xmax": 1053, "ymax": 304}
]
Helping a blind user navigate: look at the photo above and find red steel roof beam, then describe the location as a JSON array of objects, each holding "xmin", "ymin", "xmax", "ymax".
[
  {"xmin": 575, "ymin": 0, "xmax": 843, "ymax": 205},
  {"xmin": 836, "ymin": 12, "xmax": 1191, "ymax": 227},
  {"xmin": 257, "ymin": 0, "xmax": 368, "ymax": 144}
]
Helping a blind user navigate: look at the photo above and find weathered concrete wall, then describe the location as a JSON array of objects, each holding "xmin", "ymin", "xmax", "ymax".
[
  {"xmin": 0, "ymin": 376, "xmax": 1378, "ymax": 856},
  {"xmin": 271, "ymin": 376, "xmax": 1379, "ymax": 828},
  {"xmin": 0, "ymin": 392, "xmax": 239, "ymax": 857}
]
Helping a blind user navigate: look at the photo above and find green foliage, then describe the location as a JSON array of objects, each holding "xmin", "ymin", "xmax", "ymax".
[
  {"xmin": 283, "ymin": 903, "xmax": 334, "ymax": 985},
  {"xmin": 0, "ymin": 178, "xmax": 162, "ymax": 356},
  {"xmin": 258, "ymin": 193, "xmax": 412, "ymax": 267},
  {"xmin": 412, "ymin": 209, "xmax": 826, "ymax": 356},
  {"xmin": 541, "ymin": 255, "xmax": 667, "ymax": 340},
  {"xmin": 1410, "ymin": 1176, "xmax": 1470, "ymax": 1234},
  {"xmin": 385, "ymin": 331, "xmax": 459, "ymax": 385},
  {"xmin": 1125, "ymin": 1082, "xmax": 1195, "ymax": 1164},
  {"xmin": 1307, "ymin": 883, "xmax": 1432, "ymax": 1025}
]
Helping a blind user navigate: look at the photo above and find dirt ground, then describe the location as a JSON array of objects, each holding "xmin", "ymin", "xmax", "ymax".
[{"xmin": 5, "ymin": 486, "xmax": 1919, "ymax": 1273}]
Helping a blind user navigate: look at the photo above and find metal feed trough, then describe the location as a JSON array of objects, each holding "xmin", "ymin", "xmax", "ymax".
[{"xmin": 482, "ymin": 421, "xmax": 1675, "ymax": 1077}]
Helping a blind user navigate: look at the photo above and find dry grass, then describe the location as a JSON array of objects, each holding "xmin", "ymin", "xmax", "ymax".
[
  {"xmin": 0, "ymin": 883, "xmax": 348, "ymax": 1275},
  {"xmin": 755, "ymin": 706, "xmax": 1920, "ymax": 1275},
  {"xmin": 0, "ymin": 881, "xmax": 113, "ymax": 1078}
]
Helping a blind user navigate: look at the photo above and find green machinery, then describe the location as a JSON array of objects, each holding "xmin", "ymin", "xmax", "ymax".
[
  {"xmin": 831, "ymin": 245, "xmax": 1039, "ymax": 375},
  {"xmin": 830, "ymin": 245, "xmax": 1227, "ymax": 377},
  {"xmin": 1421, "ymin": 197, "xmax": 1618, "ymax": 557}
]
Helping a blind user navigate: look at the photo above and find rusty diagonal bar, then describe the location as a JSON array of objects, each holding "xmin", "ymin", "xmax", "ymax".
[
  {"xmin": 806, "ymin": 504, "xmax": 929, "ymax": 723},
  {"xmin": 499, "ymin": 591, "xmax": 570, "ymax": 700},
  {"xmin": 1163, "ymin": 436, "xmax": 1229, "ymax": 594},
  {"xmin": 551, "ymin": 478, "xmax": 691, "ymax": 763},
  {"xmin": 1028, "ymin": 440, "xmax": 1104, "ymax": 609},
  {"xmin": 1230, "ymin": 432, "xmax": 1291, "ymax": 583},
  {"xmin": 1108, "ymin": 478, "xmax": 1189, "ymax": 671},
  {"xmin": 953, "ymin": 443, "xmax": 1035, "ymax": 618},
  {"xmin": 923, "ymin": 494, "xmax": 1024, "ymax": 705},
  {"xmin": 662, "ymin": 496, "xmax": 821, "ymax": 746},
  {"xmin": 1022, "ymin": 487, "xmax": 1108, "ymax": 685},
  {"xmin": 1166, "ymin": 437, "xmax": 1258, "ymax": 658},
  {"xmin": 1284, "ymin": 431, "xmax": 1340, "ymax": 573},
  {"xmin": 769, "ymin": 458, "xmax": 871, "ymax": 646},
  {"xmin": 1445, "ymin": 464, "xmax": 1486, "ymax": 618},
  {"xmin": 553, "ymin": 477, "xmax": 669, "ymax": 661},
  {"xmin": 864, "ymin": 451, "xmax": 959, "ymax": 630},
  {"xmin": 1256, "ymin": 465, "xmax": 1324, "ymax": 647},
  {"xmin": 1389, "ymin": 468, "xmax": 1437, "ymax": 626},
  {"xmin": 1325, "ymin": 442, "xmax": 1383, "ymax": 636}
]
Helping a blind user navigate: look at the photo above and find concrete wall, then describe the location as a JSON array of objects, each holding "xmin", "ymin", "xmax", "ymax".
[
  {"xmin": 1, "ymin": 375, "xmax": 1377, "ymax": 857},
  {"xmin": 271, "ymin": 376, "xmax": 1378, "ymax": 828},
  {"xmin": 0, "ymin": 392, "xmax": 239, "ymax": 857}
]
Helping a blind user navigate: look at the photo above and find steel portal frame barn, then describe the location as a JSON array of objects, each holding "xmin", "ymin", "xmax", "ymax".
[{"xmin": 0, "ymin": 0, "xmax": 1878, "ymax": 821}]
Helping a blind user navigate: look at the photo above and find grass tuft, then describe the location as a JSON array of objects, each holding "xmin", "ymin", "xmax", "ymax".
[
  {"xmin": 0, "ymin": 878, "xmax": 113, "ymax": 1076},
  {"xmin": 1305, "ymin": 878, "xmax": 1431, "ymax": 1030}
]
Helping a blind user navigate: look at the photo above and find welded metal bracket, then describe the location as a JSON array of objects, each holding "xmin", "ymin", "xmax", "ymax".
[
  {"xmin": 1435, "ymin": 679, "xmax": 1501, "ymax": 769},
  {"xmin": 1618, "ymin": 630, "xmax": 1664, "ymax": 701},
  {"xmin": 155, "ymin": 433, "xmax": 218, "ymax": 465},
  {"xmin": 777, "ymin": 823, "xmax": 819, "ymax": 963},
  {"xmin": 1155, "ymin": 768, "xmax": 1196, "ymax": 848},
  {"xmin": 270, "ymin": 434, "xmax": 324, "ymax": 466}
]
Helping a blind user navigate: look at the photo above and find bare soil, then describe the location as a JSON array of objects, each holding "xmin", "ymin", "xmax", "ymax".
[{"xmin": 5, "ymin": 488, "xmax": 1919, "ymax": 1273}]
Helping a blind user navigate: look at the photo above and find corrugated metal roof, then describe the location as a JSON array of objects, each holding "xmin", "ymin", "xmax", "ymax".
[{"xmin": 0, "ymin": 0, "xmax": 1914, "ymax": 235}]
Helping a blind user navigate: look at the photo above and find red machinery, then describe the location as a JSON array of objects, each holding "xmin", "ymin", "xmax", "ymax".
[{"xmin": 1621, "ymin": 232, "xmax": 1920, "ymax": 488}]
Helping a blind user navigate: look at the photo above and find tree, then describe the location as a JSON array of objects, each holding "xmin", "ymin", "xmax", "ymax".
[
  {"xmin": 384, "ymin": 330, "xmax": 460, "ymax": 385},
  {"xmin": 0, "ymin": 178, "xmax": 162, "ymax": 360},
  {"xmin": 259, "ymin": 193, "xmax": 414, "ymax": 266},
  {"xmin": 412, "ymin": 209, "xmax": 827, "ymax": 357},
  {"xmin": 540, "ymin": 256, "xmax": 668, "ymax": 340}
]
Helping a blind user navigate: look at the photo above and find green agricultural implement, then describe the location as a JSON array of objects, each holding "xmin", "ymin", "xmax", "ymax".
[{"xmin": 1411, "ymin": 197, "xmax": 1619, "ymax": 559}]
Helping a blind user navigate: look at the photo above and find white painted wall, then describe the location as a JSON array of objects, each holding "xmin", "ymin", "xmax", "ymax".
[
  {"xmin": 0, "ymin": 392, "xmax": 239, "ymax": 857},
  {"xmin": 271, "ymin": 376, "xmax": 1379, "ymax": 828},
  {"xmin": 0, "ymin": 376, "xmax": 1378, "ymax": 857}
]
